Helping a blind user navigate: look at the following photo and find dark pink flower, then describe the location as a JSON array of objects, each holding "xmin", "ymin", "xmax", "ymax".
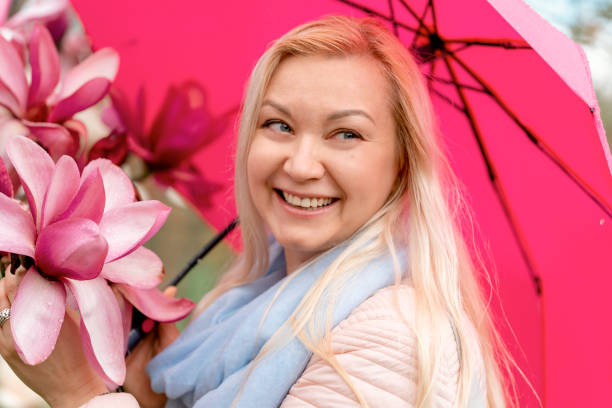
[
  {"xmin": 96, "ymin": 82, "xmax": 234, "ymax": 207},
  {"xmin": 0, "ymin": 134, "xmax": 172, "ymax": 385}
]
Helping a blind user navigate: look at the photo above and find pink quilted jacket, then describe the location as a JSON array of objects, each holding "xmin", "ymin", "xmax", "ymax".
[{"xmin": 83, "ymin": 285, "xmax": 486, "ymax": 407}]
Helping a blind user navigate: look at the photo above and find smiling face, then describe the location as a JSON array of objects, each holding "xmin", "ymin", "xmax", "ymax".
[{"xmin": 247, "ymin": 54, "xmax": 399, "ymax": 273}]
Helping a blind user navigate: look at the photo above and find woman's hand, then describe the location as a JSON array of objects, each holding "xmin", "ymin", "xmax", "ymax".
[
  {"xmin": 123, "ymin": 286, "xmax": 180, "ymax": 408},
  {"xmin": 0, "ymin": 268, "xmax": 108, "ymax": 408}
]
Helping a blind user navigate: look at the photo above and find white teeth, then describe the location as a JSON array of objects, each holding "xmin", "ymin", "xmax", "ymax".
[{"xmin": 281, "ymin": 191, "xmax": 334, "ymax": 209}]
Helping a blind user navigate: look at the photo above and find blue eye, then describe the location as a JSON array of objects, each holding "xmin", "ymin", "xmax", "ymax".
[
  {"xmin": 336, "ymin": 130, "xmax": 362, "ymax": 140},
  {"xmin": 263, "ymin": 120, "xmax": 292, "ymax": 133}
]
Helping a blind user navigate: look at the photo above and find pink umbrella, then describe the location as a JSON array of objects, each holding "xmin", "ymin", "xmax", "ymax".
[{"xmin": 70, "ymin": 0, "xmax": 612, "ymax": 406}]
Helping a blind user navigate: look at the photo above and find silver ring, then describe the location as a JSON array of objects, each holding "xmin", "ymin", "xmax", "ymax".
[{"xmin": 0, "ymin": 307, "xmax": 10, "ymax": 328}]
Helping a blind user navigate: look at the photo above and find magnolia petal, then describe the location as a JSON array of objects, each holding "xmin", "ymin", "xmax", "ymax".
[
  {"xmin": 0, "ymin": 79, "xmax": 22, "ymax": 117},
  {"xmin": 41, "ymin": 155, "xmax": 79, "ymax": 228},
  {"xmin": 112, "ymin": 285, "xmax": 133, "ymax": 353},
  {"xmin": 35, "ymin": 217, "xmax": 108, "ymax": 280},
  {"xmin": 0, "ymin": 0, "xmax": 9, "ymax": 25},
  {"xmin": 63, "ymin": 277, "xmax": 126, "ymax": 385},
  {"xmin": 117, "ymin": 284, "xmax": 194, "ymax": 323},
  {"xmin": 58, "ymin": 168, "xmax": 105, "ymax": 224},
  {"xmin": 52, "ymin": 48, "xmax": 119, "ymax": 105},
  {"xmin": 0, "ymin": 35, "xmax": 26, "ymax": 116},
  {"xmin": 27, "ymin": 25, "xmax": 60, "ymax": 109},
  {"xmin": 101, "ymin": 103, "xmax": 126, "ymax": 133},
  {"xmin": 0, "ymin": 157, "xmax": 12, "ymax": 197},
  {"xmin": 23, "ymin": 120, "xmax": 79, "ymax": 161},
  {"xmin": 0, "ymin": 117, "xmax": 27, "ymax": 191},
  {"xmin": 6, "ymin": 134, "xmax": 54, "ymax": 229},
  {"xmin": 101, "ymin": 247, "xmax": 163, "ymax": 289},
  {"xmin": 5, "ymin": 0, "xmax": 67, "ymax": 28},
  {"xmin": 0, "ymin": 193, "xmax": 35, "ymax": 257},
  {"xmin": 11, "ymin": 267, "xmax": 66, "ymax": 365},
  {"xmin": 88, "ymin": 131, "xmax": 128, "ymax": 166},
  {"xmin": 81, "ymin": 158, "xmax": 135, "ymax": 212},
  {"xmin": 99, "ymin": 201, "xmax": 170, "ymax": 262},
  {"xmin": 80, "ymin": 319, "xmax": 120, "ymax": 389},
  {"xmin": 48, "ymin": 77, "xmax": 110, "ymax": 123}
]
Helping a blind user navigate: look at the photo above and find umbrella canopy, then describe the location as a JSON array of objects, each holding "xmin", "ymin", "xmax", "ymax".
[{"xmin": 70, "ymin": 0, "xmax": 612, "ymax": 406}]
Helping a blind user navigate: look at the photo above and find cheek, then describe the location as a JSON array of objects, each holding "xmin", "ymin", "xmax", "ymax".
[{"xmin": 338, "ymin": 151, "xmax": 398, "ymax": 207}]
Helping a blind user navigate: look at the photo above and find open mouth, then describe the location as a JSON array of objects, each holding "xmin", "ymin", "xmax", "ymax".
[{"xmin": 274, "ymin": 189, "xmax": 338, "ymax": 210}]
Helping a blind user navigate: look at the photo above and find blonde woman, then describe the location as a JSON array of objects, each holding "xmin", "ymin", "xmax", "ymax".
[{"xmin": 0, "ymin": 15, "xmax": 518, "ymax": 408}]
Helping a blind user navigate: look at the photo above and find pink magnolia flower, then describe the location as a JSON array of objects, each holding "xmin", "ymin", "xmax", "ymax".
[
  {"xmin": 0, "ymin": 23, "xmax": 118, "ymax": 160},
  {"xmin": 0, "ymin": 134, "xmax": 174, "ymax": 385},
  {"xmin": 92, "ymin": 82, "xmax": 235, "ymax": 207},
  {"xmin": 0, "ymin": 0, "xmax": 68, "ymax": 49}
]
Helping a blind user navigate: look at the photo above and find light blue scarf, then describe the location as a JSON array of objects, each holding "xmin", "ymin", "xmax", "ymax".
[{"xmin": 147, "ymin": 240, "xmax": 401, "ymax": 407}]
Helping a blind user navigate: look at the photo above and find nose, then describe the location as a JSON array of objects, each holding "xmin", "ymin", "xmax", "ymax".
[{"xmin": 282, "ymin": 136, "xmax": 325, "ymax": 181}]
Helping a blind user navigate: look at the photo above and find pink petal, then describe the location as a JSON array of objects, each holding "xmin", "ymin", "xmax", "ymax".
[
  {"xmin": 6, "ymin": 134, "xmax": 54, "ymax": 229},
  {"xmin": 117, "ymin": 284, "xmax": 194, "ymax": 323},
  {"xmin": 11, "ymin": 267, "xmax": 66, "ymax": 365},
  {"xmin": 99, "ymin": 201, "xmax": 170, "ymax": 262},
  {"xmin": 0, "ymin": 35, "xmax": 26, "ymax": 116},
  {"xmin": 63, "ymin": 277, "xmax": 126, "ymax": 385},
  {"xmin": 82, "ymin": 158, "xmax": 135, "ymax": 212},
  {"xmin": 27, "ymin": 25, "xmax": 60, "ymax": 109},
  {"xmin": 80, "ymin": 322, "xmax": 120, "ymax": 389},
  {"xmin": 58, "ymin": 168, "xmax": 105, "ymax": 224},
  {"xmin": 35, "ymin": 217, "xmax": 108, "ymax": 280},
  {"xmin": 23, "ymin": 120, "xmax": 79, "ymax": 161},
  {"xmin": 112, "ymin": 285, "xmax": 133, "ymax": 353},
  {"xmin": 0, "ymin": 193, "xmax": 35, "ymax": 257},
  {"xmin": 5, "ymin": 0, "xmax": 67, "ymax": 28},
  {"xmin": 0, "ymin": 117, "xmax": 27, "ymax": 191},
  {"xmin": 51, "ymin": 47, "xmax": 119, "ymax": 105},
  {"xmin": 101, "ymin": 247, "xmax": 163, "ymax": 289},
  {"xmin": 48, "ymin": 77, "xmax": 111, "ymax": 123},
  {"xmin": 101, "ymin": 103, "xmax": 126, "ymax": 133},
  {"xmin": 0, "ymin": 0, "xmax": 9, "ymax": 25},
  {"xmin": 0, "ymin": 157, "xmax": 13, "ymax": 197},
  {"xmin": 87, "ymin": 131, "xmax": 128, "ymax": 166},
  {"xmin": 41, "ymin": 155, "xmax": 79, "ymax": 228}
]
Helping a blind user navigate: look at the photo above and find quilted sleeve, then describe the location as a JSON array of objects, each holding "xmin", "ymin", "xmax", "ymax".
[
  {"xmin": 79, "ymin": 392, "xmax": 140, "ymax": 407},
  {"xmin": 280, "ymin": 286, "xmax": 464, "ymax": 408}
]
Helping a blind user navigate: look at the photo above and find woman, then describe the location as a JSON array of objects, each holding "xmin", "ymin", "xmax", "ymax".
[{"xmin": 0, "ymin": 15, "xmax": 518, "ymax": 407}]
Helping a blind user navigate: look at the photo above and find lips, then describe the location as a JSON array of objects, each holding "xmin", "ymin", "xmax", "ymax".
[{"xmin": 275, "ymin": 189, "xmax": 337, "ymax": 210}]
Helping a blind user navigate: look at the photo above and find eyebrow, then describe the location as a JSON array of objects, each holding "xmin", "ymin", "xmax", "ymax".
[{"xmin": 261, "ymin": 100, "xmax": 375, "ymax": 125}]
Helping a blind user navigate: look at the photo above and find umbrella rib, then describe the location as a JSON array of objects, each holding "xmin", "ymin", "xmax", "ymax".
[
  {"xmin": 449, "ymin": 52, "xmax": 612, "ymax": 218},
  {"xmin": 397, "ymin": 0, "xmax": 432, "ymax": 35},
  {"xmin": 430, "ymin": 76, "xmax": 488, "ymax": 93},
  {"xmin": 387, "ymin": 0, "xmax": 399, "ymax": 36},
  {"xmin": 429, "ymin": 87, "xmax": 467, "ymax": 114},
  {"xmin": 442, "ymin": 54, "xmax": 543, "ymax": 295},
  {"xmin": 336, "ymin": 0, "xmax": 422, "ymax": 33},
  {"xmin": 446, "ymin": 37, "xmax": 532, "ymax": 50},
  {"xmin": 430, "ymin": 0, "xmax": 439, "ymax": 33},
  {"xmin": 410, "ymin": 0, "xmax": 432, "ymax": 49}
]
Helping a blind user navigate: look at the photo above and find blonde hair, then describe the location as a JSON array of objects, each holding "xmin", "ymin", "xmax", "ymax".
[{"xmin": 196, "ymin": 15, "xmax": 526, "ymax": 407}]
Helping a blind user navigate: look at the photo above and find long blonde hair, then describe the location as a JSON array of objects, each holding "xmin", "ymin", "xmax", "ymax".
[{"xmin": 197, "ymin": 15, "xmax": 524, "ymax": 407}]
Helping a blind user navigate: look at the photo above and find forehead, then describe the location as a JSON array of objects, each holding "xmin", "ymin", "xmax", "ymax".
[{"xmin": 263, "ymin": 54, "xmax": 392, "ymax": 118}]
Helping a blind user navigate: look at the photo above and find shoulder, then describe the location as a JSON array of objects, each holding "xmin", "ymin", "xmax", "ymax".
[{"xmin": 281, "ymin": 285, "xmax": 473, "ymax": 407}]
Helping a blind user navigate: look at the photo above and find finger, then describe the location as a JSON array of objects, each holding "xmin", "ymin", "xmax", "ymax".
[
  {"xmin": 4, "ymin": 265, "xmax": 27, "ymax": 303},
  {"xmin": 155, "ymin": 322, "xmax": 179, "ymax": 352},
  {"xmin": 0, "ymin": 278, "xmax": 15, "ymax": 356},
  {"xmin": 162, "ymin": 286, "xmax": 177, "ymax": 298}
]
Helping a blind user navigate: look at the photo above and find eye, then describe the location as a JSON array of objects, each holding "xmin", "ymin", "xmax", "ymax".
[
  {"xmin": 262, "ymin": 119, "xmax": 293, "ymax": 133},
  {"xmin": 334, "ymin": 130, "xmax": 363, "ymax": 140}
]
